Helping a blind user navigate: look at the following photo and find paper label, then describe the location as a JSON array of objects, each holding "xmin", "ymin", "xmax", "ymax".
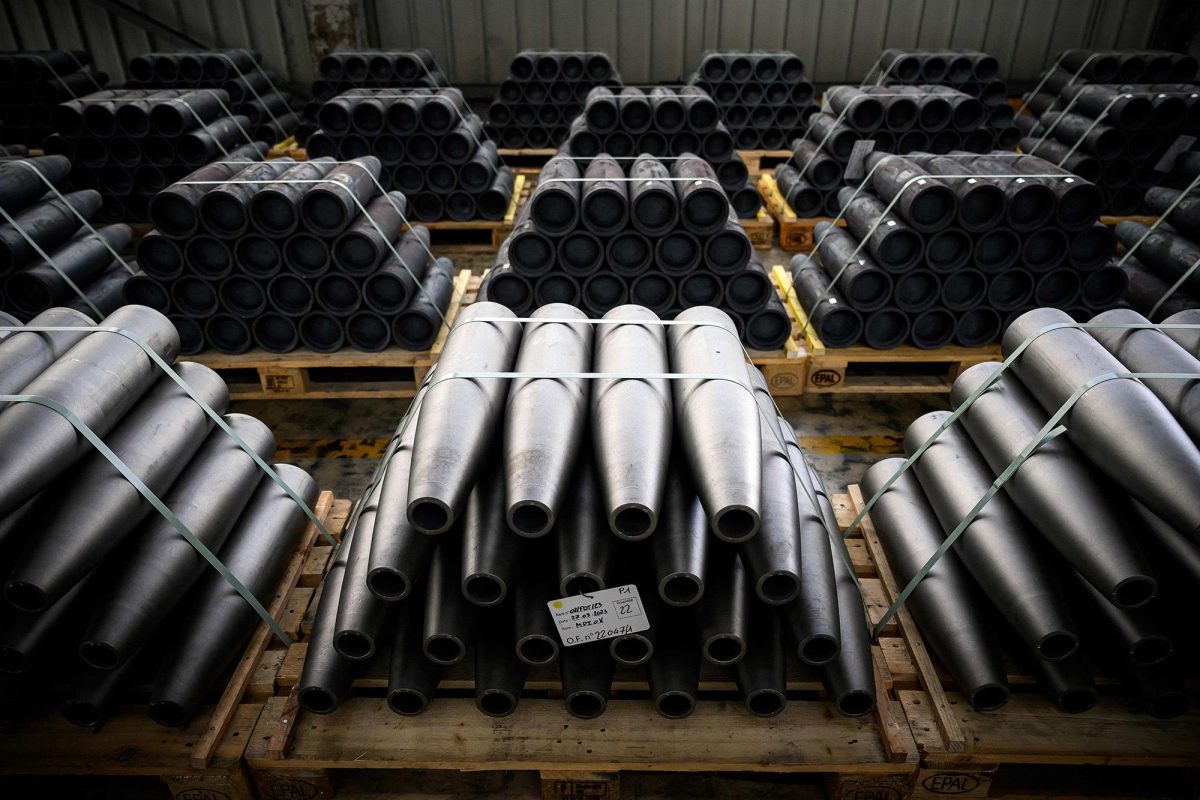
[
  {"xmin": 547, "ymin": 584, "xmax": 650, "ymax": 646},
  {"xmin": 844, "ymin": 139, "xmax": 877, "ymax": 182},
  {"xmin": 1155, "ymin": 135, "xmax": 1196, "ymax": 172}
]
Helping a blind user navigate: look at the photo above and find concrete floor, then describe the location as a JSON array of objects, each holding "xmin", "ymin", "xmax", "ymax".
[{"xmin": 234, "ymin": 243, "xmax": 950, "ymax": 502}]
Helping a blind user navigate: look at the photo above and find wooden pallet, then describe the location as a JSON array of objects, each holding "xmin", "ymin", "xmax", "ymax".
[
  {"xmin": 770, "ymin": 266, "xmax": 1002, "ymax": 395},
  {"xmin": 183, "ymin": 269, "xmax": 475, "ymax": 400},
  {"xmin": 244, "ymin": 564, "xmax": 919, "ymax": 800},
  {"xmin": 0, "ymin": 490, "xmax": 349, "ymax": 800},
  {"xmin": 758, "ymin": 172, "xmax": 845, "ymax": 252},
  {"xmin": 845, "ymin": 485, "xmax": 1200, "ymax": 799}
]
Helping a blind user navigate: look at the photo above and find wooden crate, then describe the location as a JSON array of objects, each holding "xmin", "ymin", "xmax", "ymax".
[
  {"xmin": 242, "ymin": 492, "xmax": 922, "ymax": 800},
  {"xmin": 183, "ymin": 269, "xmax": 476, "ymax": 400},
  {"xmin": 758, "ymin": 172, "xmax": 845, "ymax": 252},
  {"xmin": 770, "ymin": 266, "xmax": 1002, "ymax": 395},
  {"xmin": 845, "ymin": 484, "xmax": 1200, "ymax": 800},
  {"xmin": 0, "ymin": 490, "xmax": 349, "ymax": 800}
]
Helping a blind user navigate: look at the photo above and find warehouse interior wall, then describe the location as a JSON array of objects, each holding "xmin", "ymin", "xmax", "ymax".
[{"xmin": 0, "ymin": 0, "xmax": 1169, "ymax": 90}]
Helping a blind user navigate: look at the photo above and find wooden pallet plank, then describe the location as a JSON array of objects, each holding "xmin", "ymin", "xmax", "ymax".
[
  {"xmin": 850, "ymin": 485, "xmax": 969, "ymax": 754},
  {"xmin": 190, "ymin": 491, "xmax": 334, "ymax": 768},
  {"xmin": 245, "ymin": 696, "xmax": 914, "ymax": 774},
  {"xmin": 758, "ymin": 172, "xmax": 845, "ymax": 252},
  {"xmin": 901, "ymin": 690, "xmax": 1200, "ymax": 768}
]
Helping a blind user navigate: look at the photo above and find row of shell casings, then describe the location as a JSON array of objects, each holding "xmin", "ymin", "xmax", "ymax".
[
  {"xmin": 1016, "ymin": 107, "xmax": 1200, "ymax": 164},
  {"xmin": 495, "ymin": 79, "xmax": 612, "ymax": 106},
  {"xmin": 566, "ymin": 120, "xmax": 738, "ymax": 164},
  {"xmin": 124, "ymin": 68, "xmax": 283, "ymax": 107},
  {"xmin": 509, "ymin": 50, "xmax": 619, "ymax": 83},
  {"xmin": 801, "ymin": 240, "xmax": 1126, "ymax": 316},
  {"xmin": 694, "ymin": 50, "xmax": 808, "ymax": 84},
  {"xmin": 1054, "ymin": 49, "xmax": 1199, "ymax": 84},
  {"xmin": 305, "ymin": 121, "xmax": 491, "ymax": 166},
  {"xmin": 487, "ymin": 122, "xmax": 572, "ymax": 149},
  {"xmin": 318, "ymin": 49, "xmax": 440, "ymax": 83},
  {"xmin": 789, "ymin": 257, "xmax": 1124, "ymax": 350},
  {"xmin": 692, "ymin": 79, "xmax": 816, "ymax": 110},
  {"xmin": 583, "ymin": 86, "xmax": 722, "ymax": 135},
  {"xmin": 714, "ymin": 102, "xmax": 815, "ymax": 131},
  {"xmin": 869, "ymin": 49, "xmax": 1001, "ymax": 85},
  {"xmin": 51, "ymin": 88, "xmax": 253, "ymax": 138},
  {"xmin": 45, "ymin": 116, "xmax": 262, "ymax": 170},
  {"xmin": 166, "ymin": 302, "xmax": 447, "ymax": 355},
  {"xmin": 798, "ymin": 114, "xmax": 1021, "ymax": 170},
  {"xmin": 133, "ymin": 229, "xmax": 436, "ymax": 312},
  {"xmin": 316, "ymin": 89, "xmax": 473, "ymax": 136},
  {"xmin": 130, "ymin": 261, "xmax": 453, "ymax": 355},
  {"xmin": 139, "ymin": 188, "xmax": 435, "ymax": 281},
  {"xmin": 0, "ymin": 48, "xmax": 94, "ymax": 80},
  {"xmin": 529, "ymin": 149, "xmax": 758, "ymax": 223},
  {"xmin": 50, "ymin": 125, "xmax": 276, "ymax": 172},
  {"xmin": 311, "ymin": 74, "xmax": 446, "ymax": 104},
  {"xmin": 487, "ymin": 100, "xmax": 586, "ymax": 129},
  {"xmin": 480, "ymin": 264, "xmax": 792, "ymax": 350},
  {"xmin": 727, "ymin": 126, "xmax": 815, "ymax": 152},
  {"xmin": 127, "ymin": 49, "xmax": 261, "ymax": 83},
  {"xmin": 489, "ymin": 258, "xmax": 773, "ymax": 315},
  {"xmin": 1023, "ymin": 83, "xmax": 1200, "ymax": 131},
  {"xmin": 826, "ymin": 85, "xmax": 1013, "ymax": 134}
]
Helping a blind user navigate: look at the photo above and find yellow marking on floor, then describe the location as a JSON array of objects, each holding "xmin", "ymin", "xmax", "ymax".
[{"xmin": 275, "ymin": 434, "xmax": 904, "ymax": 461}]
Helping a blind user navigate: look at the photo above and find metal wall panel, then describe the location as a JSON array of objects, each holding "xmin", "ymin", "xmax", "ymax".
[{"xmin": 10, "ymin": 0, "xmax": 1166, "ymax": 88}]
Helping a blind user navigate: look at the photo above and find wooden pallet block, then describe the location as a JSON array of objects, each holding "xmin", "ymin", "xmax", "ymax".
[
  {"xmin": 770, "ymin": 266, "xmax": 1002, "ymax": 394},
  {"xmin": 845, "ymin": 485, "xmax": 1200, "ymax": 799},
  {"xmin": 497, "ymin": 147, "xmax": 559, "ymax": 169},
  {"xmin": 243, "ymin": 490, "xmax": 919, "ymax": 799},
  {"xmin": 182, "ymin": 270, "xmax": 475, "ymax": 400},
  {"xmin": 738, "ymin": 148, "xmax": 793, "ymax": 175},
  {"xmin": 742, "ymin": 205, "xmax": 777, "ymax": 248},
  {"xmin": 267, "ymin": 136, "xmax": 305, "ymax": 160},
  {"xmin": 758, "ymin": 172, "xmax": 845, "ymax": 252},
  {"xmin": 0, "ymin": 490, "xmax": 346, "ymax": 800}
]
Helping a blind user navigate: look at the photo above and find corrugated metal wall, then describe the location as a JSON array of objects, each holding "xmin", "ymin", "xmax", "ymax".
[{"xmin": 1, "ymin": 0, "xmax": 1165, "ymax": 87}]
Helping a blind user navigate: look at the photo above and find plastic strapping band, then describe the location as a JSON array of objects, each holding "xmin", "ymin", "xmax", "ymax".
[
  {"xmin": 0, "ymin": 391, "xmax": 292, "ymax": 645},
  {"xmin": 1016, "ymin": 51, "xmax": 1097, "ymax": 116},
  {"xmin": 1149, "ymin": 255, "xmax": 1200, "ymax": 318},
  {"xmin": 793, "ymin": 154, "xmax": 1063, "ymax": 337},
  {"xmin": 178, "ymin": 170, "xmax": 447, "ymax": 324},
  {"xmin": 31, "ymin": 53, "xmax": 105, "ymax": 96},
  {"xmin": 842, "ymin": 320, "xmax": 1200, "ymax": 557},
  {"xmin": 0, "ymin": 323, "xmax": 336, "ymax": 546},
  {"xmin": 12, "ymin": 160, "xmax": 136, "ymax": 276},
  {"xmin": 217, "ymin": 50, "xmax": 296, "ymax": 132},
  {"xmin": 794, "ymin": 92, "xmax": 915, "ymax": 180},
  {"xmin": 340, "ymin": 86, "xmax": 505, "ymax": 179},
  {"xmin": 1117, "ymin": 170, "xmax": 1200, "ymax": 267},
  {"xmin": 0, "ymin": 206, "xmax": 102, "ymax": 317},
  {"xmin": 869, "ymin": 367, "xmax": 1200, "ymax": 640},
  {"xmin": 175, "ymin": 94, "xmax": 256, "ymax": 159},
  {"xmin": 1045, "ymin": 93, "xmax": 1132, "ymax": 167}
]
